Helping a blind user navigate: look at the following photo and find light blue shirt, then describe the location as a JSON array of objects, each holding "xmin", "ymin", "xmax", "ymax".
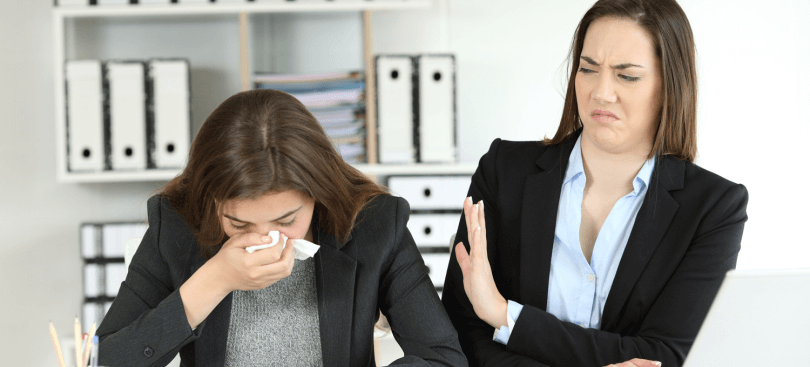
[{"xmin": 494, "ymin": 135, "xmax": 655, "ymax": 344}]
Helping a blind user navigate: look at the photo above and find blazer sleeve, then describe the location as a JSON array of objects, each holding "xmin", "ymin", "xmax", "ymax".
[
  {"xmin": 505, "ymin": 183, "xmax": 748, "ymax": 367},
  {"xmin": 96, "ymin": 196, "xmax": 203, "ymax": 367},
  {"xmin": 441, "ymin": 139, "xmax": 549, "ymax": 367},
  {"xmin": 378, "ymin": 197, "xmax": 469, "ymax": 367}
]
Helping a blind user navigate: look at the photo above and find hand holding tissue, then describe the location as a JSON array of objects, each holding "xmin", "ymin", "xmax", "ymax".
[{"xmin": 245, "ymin": 230, "xmax": 320, "ymax": 260}]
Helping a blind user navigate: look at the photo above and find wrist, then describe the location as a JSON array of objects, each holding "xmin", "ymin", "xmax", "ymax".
[
  {"xmin": 485, "ymin": 297, "xmax": 509, "ymax": 329},
  {"xmin": 200, "ymin": 258, "xmax": 234, "ymax": 297}
]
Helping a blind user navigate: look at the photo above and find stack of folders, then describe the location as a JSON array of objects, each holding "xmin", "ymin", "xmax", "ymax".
[
  {"xmin": 254, "ymin": 71, "xmax": 367, "ymax": 164},
  {"xmin": 376, "ymin": 54, "xmax": 458, "ymax": 164},
  {"xmin": 80, "ymin": 222, "xmax": 148, "ymax": 332},
  {"xmin": 386, "ymin": 175, "xmax": 472, "ymax": 297},
  {"xmin": 65, "ymin": 59, "xmax": 191, "ymax": 173}
]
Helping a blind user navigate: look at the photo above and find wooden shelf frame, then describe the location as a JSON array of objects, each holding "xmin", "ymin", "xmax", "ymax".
[{"xmin": 52, "ymin": 1, "xmax": 464, "ymax": 183}]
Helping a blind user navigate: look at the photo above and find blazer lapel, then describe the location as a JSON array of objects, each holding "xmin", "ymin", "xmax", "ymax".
[
  {"xmin": 601, "ymin": 155, "xmax": 684, "ymax": 330},
  {"xmin": 519, "ymin": 134, "xmax": 579, "ymax": 309},
  {"xmin": 314, "ymin": 229, "xmax": 357, "ymax": 366}
]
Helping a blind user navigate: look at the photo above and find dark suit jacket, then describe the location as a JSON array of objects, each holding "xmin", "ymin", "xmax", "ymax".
[
  {"xmin": 96, "ymin": 194, "xmax": 467, "ymax": 367},
  {"xmin": 441, "ymin": 131, "xmax": 748, "ymax": 367}
]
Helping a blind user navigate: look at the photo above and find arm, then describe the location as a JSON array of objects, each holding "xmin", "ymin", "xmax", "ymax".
[
  {"xmin": 441, "ymin": 139, "xmax": 548, "ymax": 367},
  {"xmin": 505, "ymin": 184, "xmax": 748, "ymax": 366},
  {"xmin": 377, "ymin": 197, "xmax": 468, "ymax": 367},
  {"xmin": 96, "ymin": 197, "xmax": 203, "ymax": 367}
]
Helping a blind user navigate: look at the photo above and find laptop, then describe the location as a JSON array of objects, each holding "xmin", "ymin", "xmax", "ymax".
[{"xmin": 683, "ymin": 268, "xmax": 810, "ymax": 367}]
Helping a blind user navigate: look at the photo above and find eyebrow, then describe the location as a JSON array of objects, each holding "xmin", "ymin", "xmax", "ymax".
[
  {"xmin": 580, "ymin": 56, "xmax": 644, "ymax": 70},
  {"xmin": 224, "ymin": 205, "xmax": 303, "ymax": 224}
]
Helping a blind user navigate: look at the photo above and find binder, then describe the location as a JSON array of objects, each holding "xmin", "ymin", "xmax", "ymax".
[
  {"xmin": 105, "ymin": 61, "xmax": 148, "ymax": 171},
  {"xmin": 407, "ymin": 213, "xmax": 461, "ymax": 248},
  {"xmin": 422, "ymin": 253, "xmax": 451, "ymax": 288},
  {"xmin": 98, "ymin": 0, "xmax": 130, "ymax": 4},
  {"xmin": 102, "ymin": 223, "xmax": 148, "ymax": 258},
  {"xmin": 376, "ymin": 55, "xmax": 416, "ymax": 163},
  {"xmin": 83, "ymin": 264, "xmax": 102, "ymax": 298},
  {"xmin": 147, "ymin": 59, "xmax": 191, "ymax": 169},
  {"xmin": 82, "ymin": 302, "xmax": 103, "ymax": 333},
  {"xmin": 416, "ymin": 55, "xmax": 457, "ymax": 163},
  {"xmin": 387, "ymin": 175, "xmax": 472, "ymax": 210},
  {"xmin": 57, "ymin": 0, "xmax": 90, "ymax": 5},
  {"xmin": 105, "ymin": 263, "xmax": 127, "ymax": 297},
  {"xmin": 65, "ymin": 60, "xmax": 105, "ymax": 172},
  {"xmin": 81, "ymin": 224, "xmax": 101, "ymax": 259}
]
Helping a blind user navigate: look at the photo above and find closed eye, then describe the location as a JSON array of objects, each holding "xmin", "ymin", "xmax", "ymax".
[
  {"xmin": 578, "ymin": 67, "xmax": 596, "ymax": 74},
  {"xmin": 619, "ymin": 74, "xmax": 641, "ymax": 82}
]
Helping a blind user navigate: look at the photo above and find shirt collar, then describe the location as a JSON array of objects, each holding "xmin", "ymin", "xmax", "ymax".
[{"xmin": 564, "ymin": 134, "xmax": 656, "ymax": 196}]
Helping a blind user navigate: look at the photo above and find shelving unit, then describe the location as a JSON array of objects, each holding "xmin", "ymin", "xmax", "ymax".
[{"xmin": 53, "ymin": 1, "xmax": 476, "ymax": 184}]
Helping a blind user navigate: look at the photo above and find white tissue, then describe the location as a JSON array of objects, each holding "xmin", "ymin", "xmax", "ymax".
[{"xmin": 245, "ymin": 230, "xmax": 321, "ymax": 260}]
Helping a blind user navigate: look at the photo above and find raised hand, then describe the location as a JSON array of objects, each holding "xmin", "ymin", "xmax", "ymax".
[{"xmin": 454, "ymin": 197, "xmax": 508, "ymax": 329}]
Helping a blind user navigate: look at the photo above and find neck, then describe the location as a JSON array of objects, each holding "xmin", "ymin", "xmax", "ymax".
[{"xmin": 580, "ymin": 135, "xmax": 651, "ymax": 193}]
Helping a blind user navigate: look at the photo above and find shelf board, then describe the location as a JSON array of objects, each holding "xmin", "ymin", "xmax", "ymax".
[
  {"xmin": 58, "ymin": 169, "xmax": 182, "ymax": 183},
  {"xmin": 352, "ymin": 163, "xmax": 477, "ymax": 176},
  {"xmin": 57, "ymin": 163, "xmax": 474, "ymax": 183},
  {"xmin": 54, "ymin": 1, "xmax": 432, "ymax": 18}
]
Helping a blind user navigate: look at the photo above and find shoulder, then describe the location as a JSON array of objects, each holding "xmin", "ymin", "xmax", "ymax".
[
  {"xmin": 145, "ymin": 195, "xmax": 199, "ymax": 258},
  {"xmin": 352, "ymin": 194, "xmax": 409, "ymax": 237},
  {"xmin": 479, "ymin": 138, "xmax": 549, "ymax": 170},
  {"xmin": 680, "ymin": 160, "xmax": 748, "ymax": 201}
]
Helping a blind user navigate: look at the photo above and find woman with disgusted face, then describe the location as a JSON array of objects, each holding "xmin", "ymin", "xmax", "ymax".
[
  {"xmin": 94, "ymin": 89, "xmax": 467, "ymax": 367},
  {"xmin": 441, "ymin": 0, "xmax": 748, "ymax": 366}
]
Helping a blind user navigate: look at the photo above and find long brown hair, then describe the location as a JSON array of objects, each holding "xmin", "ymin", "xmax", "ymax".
[
  {"xmin": 546, "ymin": 0, "xmax": 698, "ymax": 162},
  {"xmin": 161, "ymin": 89, "xmax": 387, "ymax": 260}
]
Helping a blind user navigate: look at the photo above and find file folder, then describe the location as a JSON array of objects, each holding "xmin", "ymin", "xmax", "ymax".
[
  {"xmin": 376, "ymin": 55, "xmax": 416, "ymax": 163},
  {"xmin": 105, "ymin": 61, "xmax": 148, "ymax": 171},
  {"xmin": 65, "ymin": 60, "xmax": 105, "ymax": 172},
  {"xmin": 148, "ymin": 59, "xmax": 191, "ymax": 169},
  {"xmin": 105, "ymin": 263, "xmax": 127, "ymax": 297},
  {"xmin": 416, "ymin": 54, "xmax": 457, "ymax": 163},
  {"xmin": 81, "ymin": 224, "xmax": 101, "ymax": 259},
  {"xmin": 387, "ymin": 175, "xmax": 472, "ymax": 210},
  {"xmin": 83, "ymin": 264, "xmax": 102, "ymax": 298}
]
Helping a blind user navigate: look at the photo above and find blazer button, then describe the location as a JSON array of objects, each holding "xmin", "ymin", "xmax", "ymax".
[{"xmin": 144, "ymin": 346, "xmax": 154, "ymax": 357}]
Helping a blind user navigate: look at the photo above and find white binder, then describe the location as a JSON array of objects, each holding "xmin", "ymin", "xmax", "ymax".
[
  {"xmin": 422, "ymin": 253, "xmax": 451, "ymax": 288},
  {"xmin": 98, "ymin": 0, "xmax": 129, "ymax": 5},
  {"xmin": 148, "ymin": 59, "xmax": 191, "ymax": 169},
  {"xmin": 82, "ymin": 303, "xmax": 103, "ymax": 333},
  {"xmin": 417, "ymin": 55, "xmax": 457, "ymax": 163},
  {"xmin": 105, "ymin": 263, "xmax": 127, "ymax": 297},
  {"xmin": 387, "ymin": 176, "xmax": 472, "ymax": 210},
  {"xmin": 65, "ymin": 60, "xmax": 104, "ymax": 172},
  {"xmin": 376, "ymin": 56, "xmax": 415, "ymax": 163},
  {"xmin": 83, "ymin": 264, "xmax": 102, "ymax": 298},
  {"xmin": 81, "ymin": 224, "xmax": 101, "ymax": 259},
  {"xmin": 106, "ymin": 61, "xmax": 147, "ymax": 171},
  {"xmin": 407, "ymin": 213, "xmax": 461, "ymax": 248},
  {"xmin": 57, "ymin": 0, "xmax": 90, "ymax": 5}
]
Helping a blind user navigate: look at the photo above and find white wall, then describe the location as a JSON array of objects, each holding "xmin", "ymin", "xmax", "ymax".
[{"xmin": 0, "ymin": 1, "xmax": 807, "ymax": 366}]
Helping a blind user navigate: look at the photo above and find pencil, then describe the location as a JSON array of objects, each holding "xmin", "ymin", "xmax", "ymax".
[
  {"xmin": 75, "ymin": 317, "xmax": 82, "ymax": 367},
  {"xmin": 82, "ymin": 322, "xmax": 97, "ymax": 367},
  {"xmin": 49, "ymin": 321, "xmax": 67, "ymax": 367}
]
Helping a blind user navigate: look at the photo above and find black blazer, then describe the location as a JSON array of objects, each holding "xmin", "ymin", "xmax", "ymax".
[
  {"xmin": 441, "ymin": 132, "xmax": 748, "ymax": 367},
  {"xmin": 96, "ymin": 194, "xmax": 467, "ymax": 367}
]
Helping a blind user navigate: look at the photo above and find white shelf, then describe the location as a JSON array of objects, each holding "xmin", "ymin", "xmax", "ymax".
[
  {"xmin": 353, "ymin": 163, "xmax": 477, "ymax": 176},
  {"xmin": 54, "ymin": 1, "xmax": 431, "ymax": 18},
  {"xmin": 58, "ymin": 164, "xmax": 474, "ymax": 183},
  {"xmin": 58, "ymin": 169, "xmax": 182, "ymax": 183}
]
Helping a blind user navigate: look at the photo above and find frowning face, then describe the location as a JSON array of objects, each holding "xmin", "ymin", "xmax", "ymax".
[
  {"xmin": 220, "ymin": 190, "xmax": 315, "ymax": 242},
  {"xmin": 575, "ymin": 17, "xmax": 663, "ymax": 157}
]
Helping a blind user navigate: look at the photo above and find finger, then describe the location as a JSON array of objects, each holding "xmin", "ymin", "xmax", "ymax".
[
  {"xmin": 463, "ymin": 196, "xmax": 473, "ymax": 244},
  {"xmin": 231, "ymin": 232, "xmax": 271, "ymax": 249},
  {"xmin": 477, "ymin": 201, "xmax": 488, "ymax": 258},
  {"xmin": 454, "ymin": 242, "xmax": 471, "ymax": 276},
  {"xmin": 253, "ymin": 238, "xmax": 285, "ymax": 266},
  {"xmin": 472, "ymin": 226, "xmax": 485, "ymax": 263},
  {"xmin": 629, "ymin": 359, "xmax": 661, "ymax": 367}
]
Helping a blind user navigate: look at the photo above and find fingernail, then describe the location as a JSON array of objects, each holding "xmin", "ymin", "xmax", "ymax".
[
  {"xmin": 480, "ymin": 201, "xmax": 484, "ymax": 210},
  {"xmin": 289, "ymin": 239, "xmax": 295, "ymax": 245},
  {"xmin": 261, "ymin": 236, "xmax": 271, "ymax": 242},
  {"xmin": 476, "ymin": 226, "xmax": 481, "ymax": 232},
  {"xmin": 653, "ymin": 362, "xmax": 662, "ymax": 366},
  {"xmin": 467, "ymin": 196, "xmax": 472, "ymax": 205}
]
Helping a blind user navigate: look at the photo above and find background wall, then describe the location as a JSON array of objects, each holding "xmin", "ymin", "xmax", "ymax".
[{"xmin": 0, "ymin": 0, "xmax": 807, "ymax": 365}]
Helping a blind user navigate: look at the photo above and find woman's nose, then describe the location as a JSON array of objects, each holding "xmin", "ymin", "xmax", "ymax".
[{"xmin": 593, "ymin": 75, "xmax": 617, "ymax": 104}]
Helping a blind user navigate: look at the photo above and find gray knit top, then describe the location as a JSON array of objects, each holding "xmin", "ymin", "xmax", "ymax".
[{"xmin": 224, "ymin": 257, "xmax": 324, "ymax": 367}]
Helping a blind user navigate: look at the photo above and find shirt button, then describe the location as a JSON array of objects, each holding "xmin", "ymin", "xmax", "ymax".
[
  {"xmin": 143, "ymin": 346, "xmax": 154, "ymax": 357},
  {"xmin": 587, "ymin": 274, "xmax": 595, "ymax": 282}
]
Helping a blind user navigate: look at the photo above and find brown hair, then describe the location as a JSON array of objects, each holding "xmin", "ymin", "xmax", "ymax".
[
  {"xmin": 161, "ymin": 89, "xmax": 387, "ymax": 260},
  {"xmin": 546, "ymin": 0, "xmax": 698, "ymax": 162}
]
